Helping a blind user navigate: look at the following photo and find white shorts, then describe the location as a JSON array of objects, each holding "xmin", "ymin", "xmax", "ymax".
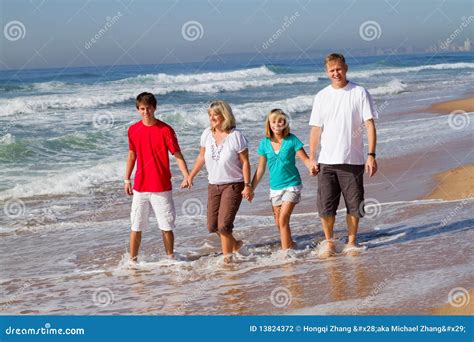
[
  {"xmin": 130, "ymin": 190, "xmax": 176, "ymax": 232},
  {"xmin": 270, "ymin": 189, "xmax": 301, "ymax": 207}
]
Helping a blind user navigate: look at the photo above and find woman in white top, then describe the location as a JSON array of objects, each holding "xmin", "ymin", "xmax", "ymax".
[{"xmin": 188, "ymin": 100, "xmax": 253, "ymax": 262}]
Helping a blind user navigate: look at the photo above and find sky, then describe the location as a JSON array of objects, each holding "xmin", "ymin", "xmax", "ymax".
[{"xmin": 0, "ymin": 0, "xmax": 473, "ymax": 70}]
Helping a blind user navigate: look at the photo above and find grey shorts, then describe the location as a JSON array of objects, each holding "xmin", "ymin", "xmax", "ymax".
[
  {"xmin": 317, "ymin": 164, "xmax": 365, "ymax": 217},
  {"xmin": 270, "ymin": 189, "xmax": 301, "ymax": 206}
]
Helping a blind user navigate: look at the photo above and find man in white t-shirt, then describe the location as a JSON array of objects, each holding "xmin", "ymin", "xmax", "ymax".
[{"xmin": 309, "ymin": 53, "xmax": 378, "ymax": 258}]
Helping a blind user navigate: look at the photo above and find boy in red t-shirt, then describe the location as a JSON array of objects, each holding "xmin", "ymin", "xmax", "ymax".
[{"xmin": 124, "ymin": 92, "xmax": 190, "ymax": 262}]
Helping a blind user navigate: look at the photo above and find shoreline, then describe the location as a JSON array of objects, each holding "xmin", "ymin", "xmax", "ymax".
[{"xmin": 426, "ymin": 96, "xmax": 474, "ymax": 114}]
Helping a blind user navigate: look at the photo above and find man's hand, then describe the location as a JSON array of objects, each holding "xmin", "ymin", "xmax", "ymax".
[
  {"xmin": 365, "ymin": 156, "xmax": 377, "ymax": 177},
  {"xmin": 124, "ymin": 182, "xmax": 133, "ymax": 196},
  {"xmin": 309, "ymin": 159, "xmax": 319, "ymax": 176}
]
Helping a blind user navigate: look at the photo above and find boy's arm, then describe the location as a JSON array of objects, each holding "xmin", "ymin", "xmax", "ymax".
[
  {"xmin": 173, "ymin": 151, "xmax": 191, "ymax": 188},
  {"xmin": 251, "ymin": 156, "xmax": 267, "ymax": 190},
  {"xmin": 364, "ymin": 118, "xmax": 377, "ymax": 177},
  {"xmin": 124, "ymin": 150, "xmax": 136, "ymax": 196}
]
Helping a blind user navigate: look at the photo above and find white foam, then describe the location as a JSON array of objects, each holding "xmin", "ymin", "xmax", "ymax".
[
  {"xmin": 0, "ymin": 160, "xmax": 124, "ymax": 199},
  {"xmin": 369, "ymin": 79, "xmax": 407, "ymax": 96}
]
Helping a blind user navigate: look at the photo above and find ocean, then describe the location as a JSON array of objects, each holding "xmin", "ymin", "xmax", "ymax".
[{"xmin": 1, "ymin": 52, "xmax": 473, "ymax": 314}]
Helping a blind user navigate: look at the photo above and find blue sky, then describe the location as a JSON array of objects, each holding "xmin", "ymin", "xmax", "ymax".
[{"xmin": 0, "ymin": 0, "xmax": 472, "ymax": 70}]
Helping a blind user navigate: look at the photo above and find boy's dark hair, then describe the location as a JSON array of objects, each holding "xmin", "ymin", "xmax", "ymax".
[{"xmin": 136, "ymin": 92, "xmax": 157, "ymax": 109}]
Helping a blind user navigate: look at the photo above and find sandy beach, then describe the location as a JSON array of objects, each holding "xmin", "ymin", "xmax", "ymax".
[{"xmin": 427, "ymin": 96, "xmax": 474, "ymax": 113}]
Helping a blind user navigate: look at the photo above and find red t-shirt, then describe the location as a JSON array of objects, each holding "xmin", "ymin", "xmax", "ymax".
[{"xmin": 128, "ymin": 120, "xmax": 181, "ymax": 192}]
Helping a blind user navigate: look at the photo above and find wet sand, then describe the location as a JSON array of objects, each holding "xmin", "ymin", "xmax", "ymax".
[
  {"xmin": 426, "ymin": 96, "xmax": 474, "ymax": 113},
  {"xmin": 425, "ymin": 164, "xmax": 474, "ymax": 201},
  {"xmin": 432, "ymin": 289, "xmax": 474, "ymax": 315}
]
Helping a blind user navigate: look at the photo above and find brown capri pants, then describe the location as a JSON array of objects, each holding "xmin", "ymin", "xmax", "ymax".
[
  {"xmin": 317, "ymin": 164, "xmax": 365, "ymax": 218},
  {"xmin": 207, "ymin": 182, "xmax": 245, "ymax": 234}
]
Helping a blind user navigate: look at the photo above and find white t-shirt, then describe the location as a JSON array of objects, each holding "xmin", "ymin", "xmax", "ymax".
[
  {"xmin": 309, "ymin": 81, "xmax": 377, "ymax": 165},
  {"xmin": 200, "ymin": 128, "xmax": 248, "ymax": 185}
]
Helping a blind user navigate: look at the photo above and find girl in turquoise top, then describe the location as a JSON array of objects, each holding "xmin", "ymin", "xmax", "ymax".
[{"xmin": 251, "ymin": 109, "xmax": 315, "ymax": 250}]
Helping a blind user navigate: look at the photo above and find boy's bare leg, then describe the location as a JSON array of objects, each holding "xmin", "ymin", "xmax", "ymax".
[
  {"xmin": 346, "ymin": 214, "xmax": 359, "ymax": 247},
  {"xmin": 161, "ymin": 230, "xmax": 174, "ymax": 257},
  {"xmin": 219, "ymin": 232, "xmax": 234, "ymax": 262},
  {"xmin": 279, "ymin": 202, "xmax": 296, "ymax": 250},
  {"xmin": 130, "ymin": 231, "xmax": 142, "ymax": 262},
  {"xmin": 319, "ymin": 215, "xmax": 336, "ymax": 257}
]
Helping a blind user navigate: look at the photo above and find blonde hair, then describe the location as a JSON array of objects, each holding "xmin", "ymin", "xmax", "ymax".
[
  {"xmin": 324, "ymin": 53, "xmax": 346, "ymax": 66},
  {"xmin": 265, "ymin": 108, "xmax": 290, "ymax": 138},
  {"xmin": 208, "ymin": 100, "xmax": 236, "ymax": 133}
]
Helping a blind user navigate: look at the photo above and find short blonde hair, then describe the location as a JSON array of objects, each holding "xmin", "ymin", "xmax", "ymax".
[
  {"xmin": 265, "ymin": 108, "xmax": 290, "ymax": 138},
  {"xmin": 208, "ymin": 100, "xmax": 236, "ymax": 133},
  {"xmin": 324, "ymin": 53, "xmax": 346, "ymax": 67}
]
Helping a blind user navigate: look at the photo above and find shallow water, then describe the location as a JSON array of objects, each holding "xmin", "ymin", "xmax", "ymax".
[{"xmin": 1, "ymin": 198, "xmax": 472, "ymax": 315}]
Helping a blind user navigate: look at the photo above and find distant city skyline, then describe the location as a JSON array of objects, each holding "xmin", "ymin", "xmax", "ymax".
[{"xmin": 0, "ymin": 0, "xmax": 473, "ymax": 71}]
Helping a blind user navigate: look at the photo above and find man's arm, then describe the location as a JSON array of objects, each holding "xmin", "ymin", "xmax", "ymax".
[
  {"xmin": 364, "ymin": 118, "xmax": 377, "ymax": 177},
  {"xmin": 309, "ymin": 126, "xmax": 321, "ymax": 174},
  {"xmin": 124, "ymin": 150, "xmax": 136, "ymax": 196},
  {"xmin": 173, "ymin": 151, "xmax": 191, "ymax": 188}
]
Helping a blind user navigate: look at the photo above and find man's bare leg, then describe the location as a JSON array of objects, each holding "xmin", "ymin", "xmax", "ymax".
[
  {"xmin": 161, "ymin": 230, "xmax": 174, "ymax": 258},
  {"xmin": 346, "ymin": 214, "xmax": 359, "ymax": 248},
  {"xmin": 319, "ymin": 215, "xmax": 336, "ymax": 258},
  {"xmin": 130, "ymin": 231, "xmax": 142, "ymax": 262}
]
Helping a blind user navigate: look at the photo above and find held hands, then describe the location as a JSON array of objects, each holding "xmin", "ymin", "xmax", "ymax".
[
  {"xmin": 180, "ymin": 176, "xmax": 193, "ymax": 189},
  {"xmin": 365, "ymin": 156, "xmax": 377, "ymax": 177},
  {"xmin": 241, "ymin": 186, "xmax": 254, "ymax": 202},
  {"xmin": 308, "ymin": 159, "xmax": 319, "ymax": 176}
]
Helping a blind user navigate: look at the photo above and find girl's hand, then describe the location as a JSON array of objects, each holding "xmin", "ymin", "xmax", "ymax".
[{"xmin": 180, "ymin": 178, "xmax": 190, "ymax": 189}]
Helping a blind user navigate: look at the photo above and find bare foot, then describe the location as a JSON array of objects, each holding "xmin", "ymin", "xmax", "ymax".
[
  {"xmin": 165, "ymin": 253, "xmax": 175, "ymax": 260},
  {"xmin": 233, "ymin": 240, "xmax": 243, "ymax": 253},
  {"xmin": 223, "ymin": 254, "xmax": 234, "ymax": 264},
  {"xmin": 343, "ymin": 243, "xmax": 365, "ymax": 256},
  {"xmin": 318, "ymin": 240, "xmax": 336, "ymax": 259}
]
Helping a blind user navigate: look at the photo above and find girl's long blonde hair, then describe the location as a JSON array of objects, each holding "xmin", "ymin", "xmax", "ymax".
[{"xmin": 265, "ymin": 108, "xmax": 290, "ymax": 138}]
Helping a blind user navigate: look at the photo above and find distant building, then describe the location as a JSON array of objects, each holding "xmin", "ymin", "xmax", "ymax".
[{"xmin": 464, "ymin": 38, "xmax": 471, "ymax": 51}]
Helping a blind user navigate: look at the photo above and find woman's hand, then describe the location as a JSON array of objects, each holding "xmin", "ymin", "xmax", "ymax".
[{"xmin": 241, "ymin": 186, "xmax": 253, "ymax": 202}]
